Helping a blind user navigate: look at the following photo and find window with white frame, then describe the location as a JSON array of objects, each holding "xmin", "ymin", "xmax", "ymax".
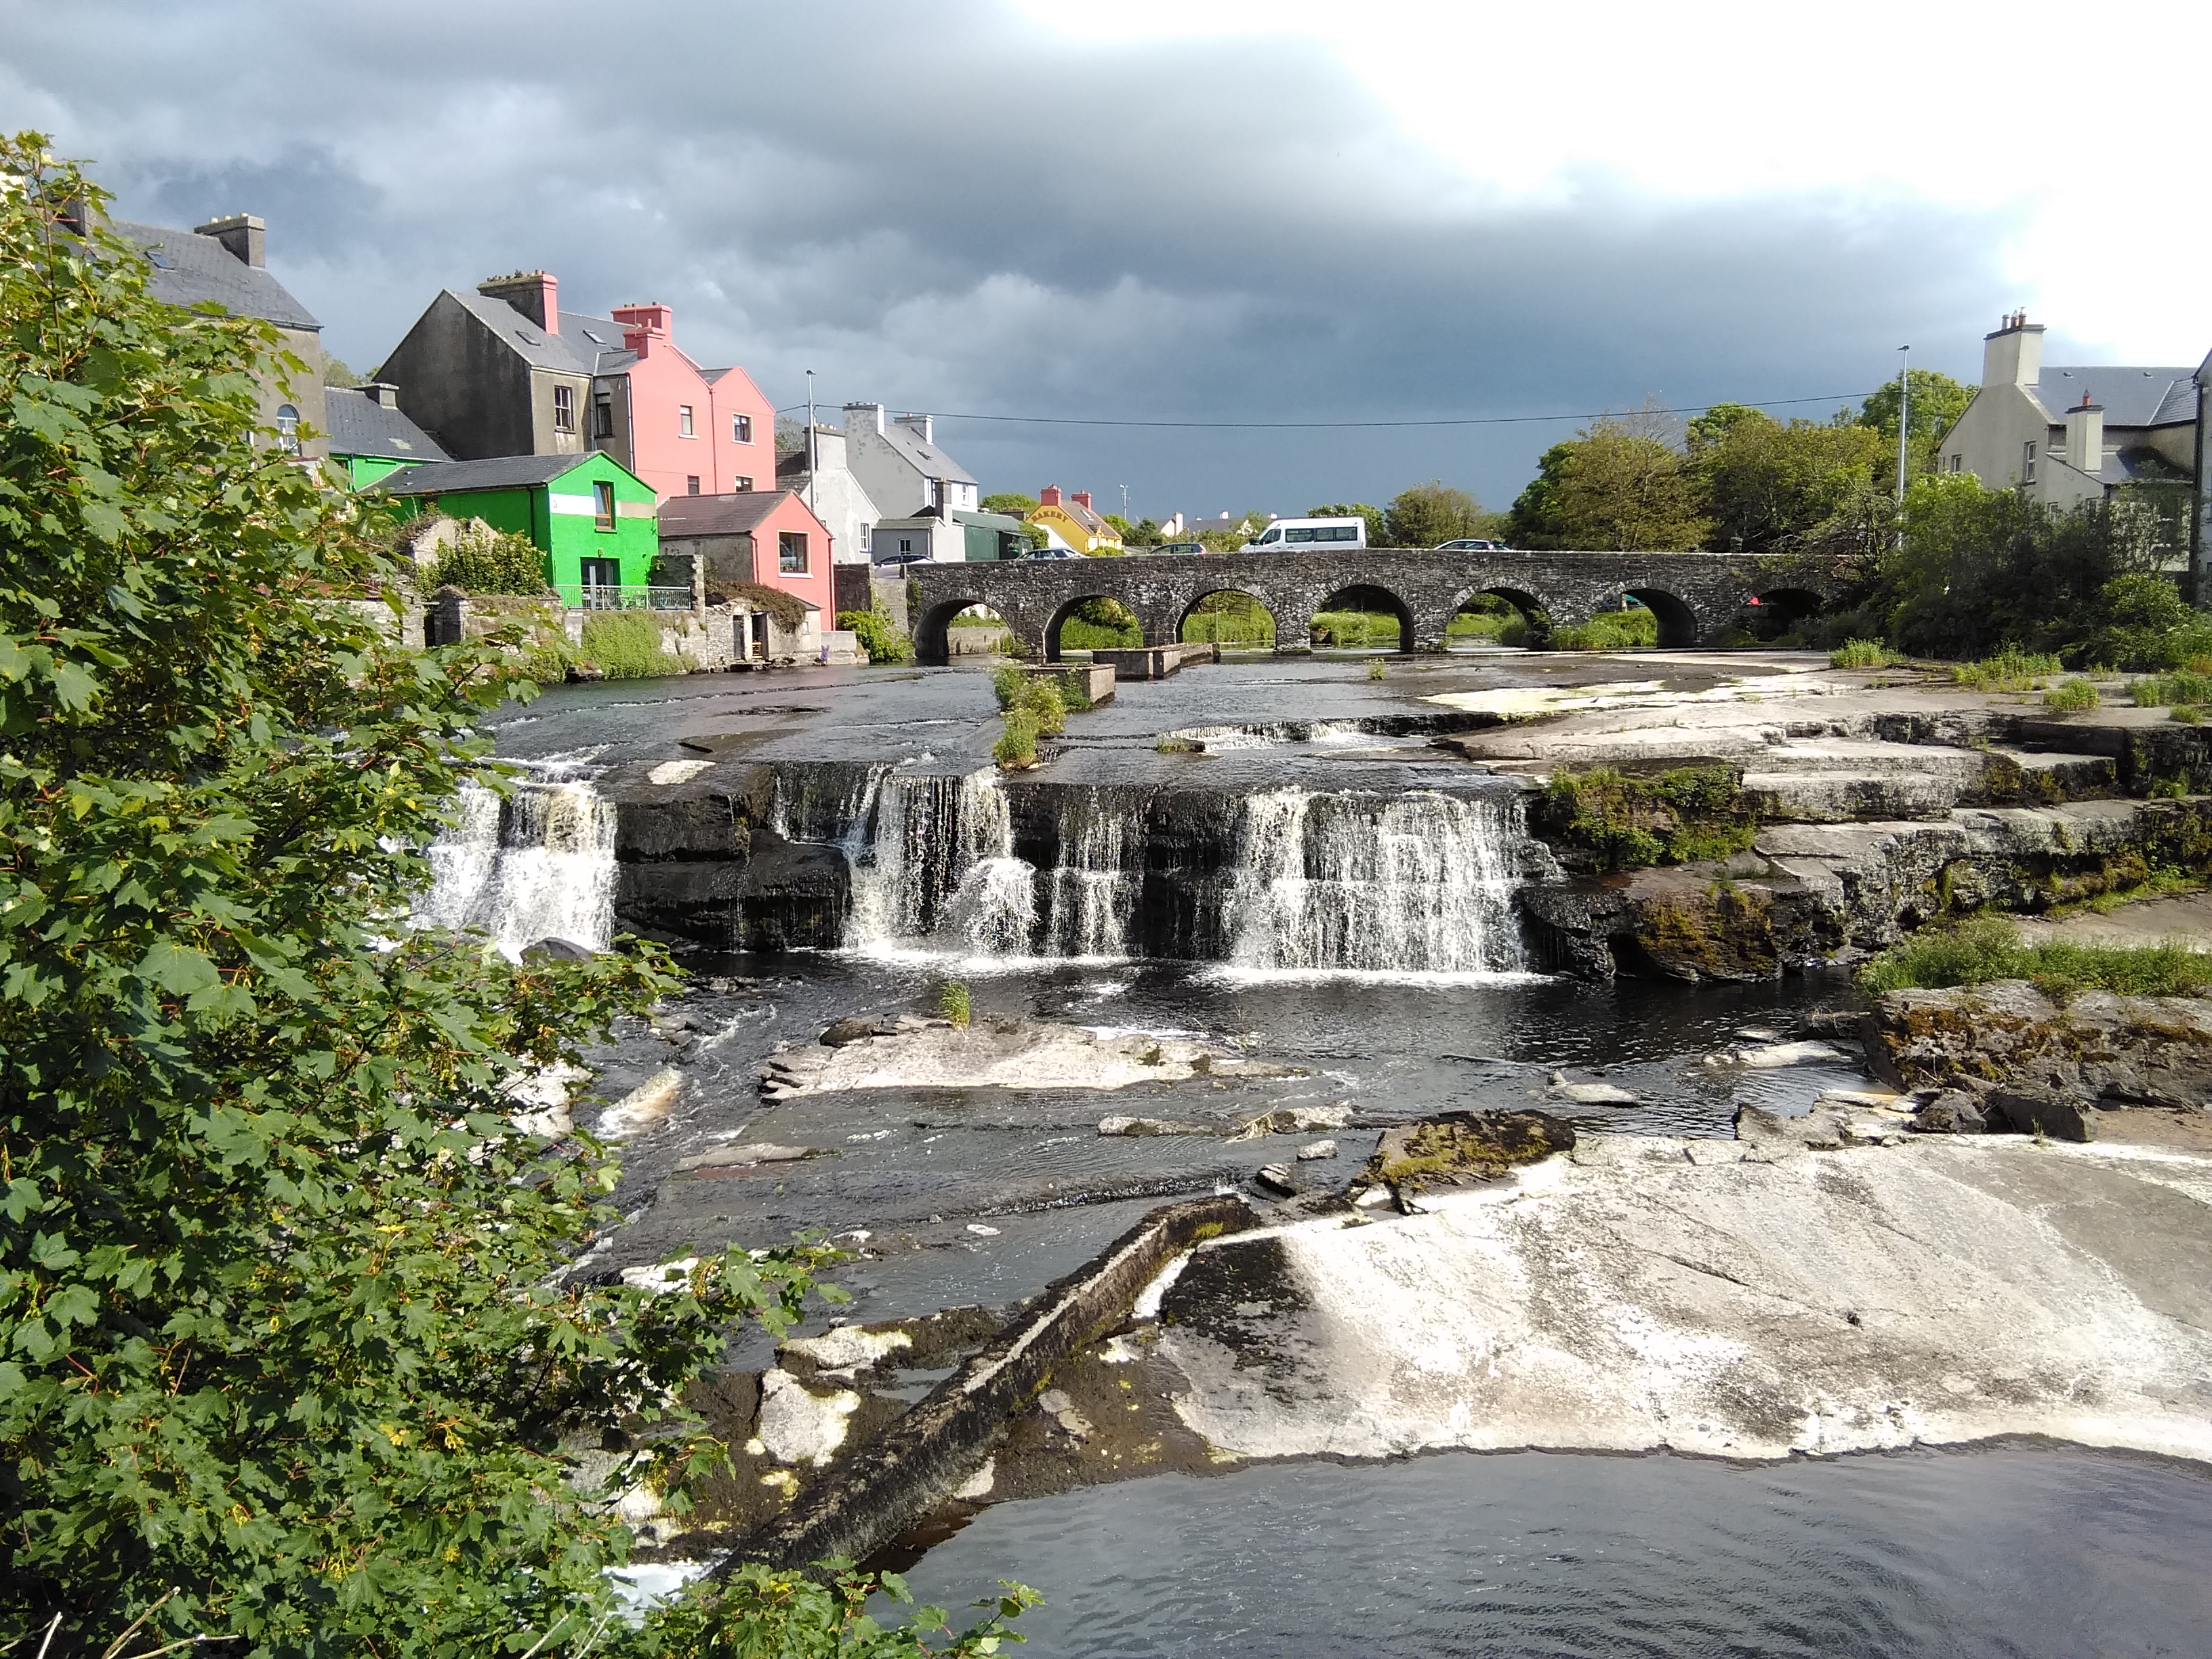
[
  {"xmin": 679, "ymin": 405, "xmax": 695, "ymax": 437},
  {"xmin": 553, "ymin": 384, "xmax": 575, "ymax": 432},
  {"xmin": 733, "ymin": 413, "xmax": 753, "ymax": 443}
]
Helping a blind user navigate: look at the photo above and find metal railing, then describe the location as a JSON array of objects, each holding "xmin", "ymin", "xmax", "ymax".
[{"xmin": 552, "ymin": 583, "xmax": 695, "ymax": 611}]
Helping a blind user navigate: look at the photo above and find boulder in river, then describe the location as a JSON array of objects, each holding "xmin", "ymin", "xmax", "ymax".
[
  {"xmin": 1099, "ymin": 1115, "xmax": 1218, "ymax": 1137},
  {"xmin": 1361, "ymin": 1109, "xmax": 1577, "ymax": 1208}
]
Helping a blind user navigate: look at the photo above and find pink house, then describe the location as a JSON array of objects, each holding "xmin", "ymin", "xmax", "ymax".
[
  {"xmin": 657, "ymin": 489, "xmax": 836, "ymax": 628},
  {"xmin": 592, "ymin": 300, "xmax": 775, "ymax": 503}
]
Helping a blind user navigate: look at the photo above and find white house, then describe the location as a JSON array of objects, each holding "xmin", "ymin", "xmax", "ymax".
[
  {"xmin": 775, "ymin": 423, "xmax": 885, "ymax": 566},
  {"xmin": 841, "ymin": 404, "xmax": 979, "ymax": 520},
  {"xmin": 1940, "ymin": 314, "xmax": 2202, "ymax": 521}
]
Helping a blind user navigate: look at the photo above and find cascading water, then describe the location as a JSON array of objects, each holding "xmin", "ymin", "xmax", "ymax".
[
  {"xmin": 412, "ymin": 764, "xmax": 617, "ymax": 956},
  {"xmin": 1222, "ymin": 789, "xmax": 1528, "ymax": 977},
  {"xmin": 773, "ymin": 762, "xmax": 1532, "ymax": 976}
]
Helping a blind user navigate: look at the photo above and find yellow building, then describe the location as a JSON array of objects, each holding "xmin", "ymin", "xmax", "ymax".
[{"xmin": 1027, "ymin": 485, "xmax": 1123, "ymax": 554}]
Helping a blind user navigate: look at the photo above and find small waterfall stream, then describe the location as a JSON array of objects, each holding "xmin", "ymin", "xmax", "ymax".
[
  {"xmin": 789, "ymin": 764, "xmax": 1533, "ymax": 976},
  {"xmin": 411, "ymin": 764, "xmax": 617, "ymax": 956}
]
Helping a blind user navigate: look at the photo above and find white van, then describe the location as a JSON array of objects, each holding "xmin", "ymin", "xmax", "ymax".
[{"xmin": 1243, "ymin": 516, "xmax": 1367, "ymax": 552}]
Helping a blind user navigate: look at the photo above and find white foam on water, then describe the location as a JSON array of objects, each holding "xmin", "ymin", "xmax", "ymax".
[{"xmin": 412, "ymin": 766, "xmax": 615, "ymax": 958}]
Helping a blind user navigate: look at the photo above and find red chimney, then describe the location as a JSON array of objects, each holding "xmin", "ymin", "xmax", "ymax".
[
  {"xmin": 1039, "ymin": 485, "xmax": 1063, "ymax": 507},
  {"xmin": 612, "ymin": 303, "xmax": 672, "ymax": 357},
  {"xmin": 1071, "ymin": 491, "xmax": 1092, "ymax": 510}
]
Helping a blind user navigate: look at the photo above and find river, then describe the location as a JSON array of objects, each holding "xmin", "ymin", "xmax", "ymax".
[{"xmin": 426, "ymin": 653, "xmax": 2212, "ymax": 1653}]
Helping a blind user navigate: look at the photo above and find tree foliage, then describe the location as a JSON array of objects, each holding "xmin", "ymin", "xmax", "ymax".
[
  {"xmin": 1687, "ymin": 405, "xmax": 1885, "ymax": 555},
  {"xmin": 1381, "ymin": 482, "xmax": 1492, "ymax": 548},
  {"xmin": 977, "ymin": 493, "xmax": 1038, "ymax": 518},
  {"xmin": 424, "ymin": 518, "xmax": 552, "ymax": 594},
  {"xmin": 1509, "ymin": 407, "xmax": 1712, "ymax": 551},
  {"xmin": 0, "ymin": 134, "xmax": 1023, "ymax": 1656}
]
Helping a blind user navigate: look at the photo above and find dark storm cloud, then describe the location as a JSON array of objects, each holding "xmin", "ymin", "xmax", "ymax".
[{"xmin": 5, "ymin": 0, "xmax": 2012, "ymax": 514}]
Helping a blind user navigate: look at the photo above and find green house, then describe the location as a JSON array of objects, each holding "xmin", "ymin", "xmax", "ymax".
[
  {"xmin": 325, "ymin": 384, "xmax": 451, "ymax": 488},
  {"xmin": 375, "ymin": 451, "xmax": 659, "ymax": 600}
]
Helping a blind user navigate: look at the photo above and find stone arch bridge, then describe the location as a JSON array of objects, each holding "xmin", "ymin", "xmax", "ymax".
[{"xmin": 905, "ymin": 548, "xmax": 1847, "ymax": 663}]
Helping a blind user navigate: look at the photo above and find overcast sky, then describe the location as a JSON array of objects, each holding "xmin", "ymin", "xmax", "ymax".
[{"xmin": 7, "ymin": 1, "xmax": 2207, "ymax": 520}]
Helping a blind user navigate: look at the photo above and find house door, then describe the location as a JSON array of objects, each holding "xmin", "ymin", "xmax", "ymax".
[
  {"xmin": 580, "ymin": 557, "xmax": 621, "ymax": 609},
  {"xmin": 749, "ymin": 612, "xmax": 770, "ymax": 659}
]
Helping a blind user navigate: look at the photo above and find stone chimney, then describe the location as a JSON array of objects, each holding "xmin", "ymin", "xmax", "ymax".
[
  {"xmin": 2064, "ymin": 398, "xmax": 2105, "ymax": 481},
  {"xmin": 361, "ymin": 382, "xmax": 401, "ymax": 409},
  {"xmin": 1982, "ymin": 309, "xmax": 2044, "ymax": 389},
  {"xmin": 195, "ymin": 213, "xmax": 266, "ymax": 268},
  {"xmin": 1039, "ymin": 485, "xmax": 1063, "ymax": 507},
  {"xmin": 845, "ymin": 401, "xmax": 887, "ymax": 435},
  {"xmin": 1071, "ymin": 490, "xmax": 1092, "ymax": 512},
  {"xmin": 894, "ymin": 412, "xmax": 934, "ymax": 444},
  {"xmin": 478, "ymin": 270, "xmax": 560, "ymax": 333}
]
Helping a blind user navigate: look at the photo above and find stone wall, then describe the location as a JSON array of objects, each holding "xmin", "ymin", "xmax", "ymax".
[{"xmin": 907, "ymin": 548, "xmax": 1847, "ymax": 662}]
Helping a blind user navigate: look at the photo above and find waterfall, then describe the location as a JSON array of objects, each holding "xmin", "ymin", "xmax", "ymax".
[
  {"xmin": 1221, "ymin": 789, "xmax": 1528, "ymax": 978},
  {"xmin": 412, "ymin": 769, "xmax": 616, "ymax": 956},
  {"xmin": 764, "ymin": 763, "xmax": 1534, "ymax": 977}
]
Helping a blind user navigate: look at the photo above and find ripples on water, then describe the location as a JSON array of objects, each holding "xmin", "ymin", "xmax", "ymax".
[{"xmin": 907, "ymin": 1446, "xmax": 2212, "ymax": 1658}]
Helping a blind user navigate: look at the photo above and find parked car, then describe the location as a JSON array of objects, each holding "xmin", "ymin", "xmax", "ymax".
[
  {"xmin": 1027, "ymin": 544, "xmax": 1084, "ymax": 560},
  {"xmin": 1434, "ymin": 538, "xmax": 1511, "ymax": 552},
  {"xmin": 1155, "ymin": 541, "xmax": 1207, "ymax": 555},
  {"xmin": 1242, "ymin": 516, "xmax": 1367, "ymax": 551}
]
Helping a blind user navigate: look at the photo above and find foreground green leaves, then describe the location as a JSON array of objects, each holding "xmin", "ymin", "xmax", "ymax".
[{"xmin": 0, "ymin": 134, "xmax": 1027, "ymax": 1656}]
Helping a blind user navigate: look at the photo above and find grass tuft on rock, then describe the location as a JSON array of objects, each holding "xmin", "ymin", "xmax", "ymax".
[
  {"xmin": 1950, "ymin": 649, "xmax": 2063, "ymax": 691},
  {"xmin": 1537, "ymin": 762, "xmax": 1755, "ymax": 872},
  {"xmin": 1857, "ymin": 914, "xmax": 2212, "ymax": 1001},
  {"xmin": 1830, "ymin": 638, "xmax": 1904, "ymax": 668},
  {"xmin": 2042, "ymin": 677, "xmax": 2100, "ymax": 712}
]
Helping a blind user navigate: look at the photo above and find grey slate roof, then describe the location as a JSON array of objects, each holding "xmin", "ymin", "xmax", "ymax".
[
  {"xmin": 372, "ymin": 453, "xmax": 601, "ymax": 495},
  {"xmin": 2033, "ymin": 365, "xmax": 2198, "ymax": 428},
  {"xmin": 658, "ymin": 491, "xmax": 802, "ymax": 537},
  {"xmin": 441, "ymin": 289, "xmax": 604, "ymax": 375},
  {"xmin": 323, "ymin": 389, "xmax": 450, "ymax": 462},
  {"xmin": 882, "ymin": 421, "xmax": 977, "ymax": 486},
  {"xmin": 112, "ymin": 219, "xmax": 321, "ymax": 331}
]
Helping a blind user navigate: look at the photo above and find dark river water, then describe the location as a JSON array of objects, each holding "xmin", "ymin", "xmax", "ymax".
[
  {"xmin": 465, "ymin": 661, "xmax": 2207, "ymax": 1647},
  {"xmin": 905, "ymin": 1444, "xmax": 2212, "ymax": 1658}
]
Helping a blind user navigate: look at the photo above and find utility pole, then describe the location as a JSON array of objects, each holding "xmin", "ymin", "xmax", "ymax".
[
  {"xmin": 1895, "ymin": 345, "xmax": 1911, "ymax": 548},
  {"xmin": 1118, "ymin": 483, "xmax": 1129, "ymax": 518},
  {"xmin": 804, "ymin": 369, "xmax": 817, "ymax": 518}
]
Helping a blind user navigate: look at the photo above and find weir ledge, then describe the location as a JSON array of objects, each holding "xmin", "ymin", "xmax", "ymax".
[{"xmin": 714, "ymin": 1193, "xmax": 1258, "ymax": 1574}]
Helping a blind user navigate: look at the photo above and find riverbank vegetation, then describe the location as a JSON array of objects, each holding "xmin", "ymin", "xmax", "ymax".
[
  {"xmin": 839, "ymin": 604, "xmax": 913, "ymax": 663},
  {"xmin": 1857, "ymin": 916, "xmax": 2212, "ymax": 1001},
  {"xmin": 0, "ymin": 134, "xmax": 1029, "ymax": 1656},
  {"xmin": 1536, "ymin": 764, "xmax": 1757, "ymax": 871}
]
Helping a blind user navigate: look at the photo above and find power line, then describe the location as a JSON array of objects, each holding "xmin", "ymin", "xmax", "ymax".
[{"xmin": 769, "ymin": 391, "xmax": 1879, "ymax": 431}]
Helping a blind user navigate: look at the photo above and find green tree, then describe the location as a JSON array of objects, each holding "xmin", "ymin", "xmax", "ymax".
[
  {"xmin": 1859, "ymin": 368, "xmax": 1973, "ymax": 481},
  {"xmin": 979, "ymin": 492, "xmax": 1039, "ymax": 517},
  {"xmin": 321, "ymin": 354, "xmax": 359, "ymax": 388},
  {"xmin": 1509, "ymin": 411, "xmax": 1711, "ymax": 551},
  {"xmin": 1382, "ymin": 482, "xmax": 1488, "ymax": 548},
  {"xmin": 0, "ymin": 136, "xmax": 1025, "ymax": 1657},
  {"xmin": 1688, "ymin": 407, "xmax": 1884, "ymax": 553},
  {"xmin": 1122, "ymin": 516, "xmax": 1163, "ymax": 548},
  {"xmin": 1306, "ymin": 502, "xmax": 1389, "ymax": 546}
]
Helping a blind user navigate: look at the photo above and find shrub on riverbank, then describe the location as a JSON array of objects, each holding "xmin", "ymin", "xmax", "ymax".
[
  {"xmin": 1549, "ymin": 607, "xmax": 1658, "ymax": 651},
  {"xmin": 1537, "ymin": 764, "xmax": 1755, "ymax": 871},
  {"xmin": 840, "ymin": 604, "xmax": 913, "ymax": 663},
  {"xmin": 2043, "ymin": 677, "xmax": 2100, "ymax": 712},
  {"xmin": 577, "ymin": 607, "xmax": 672, "ymax": 677},
  {"xmin": 422, "ymin": 520, "xmax": 552, "ymax": 595},
  {"xmin": 994, "ymin": 711, "xmax": 1041, "ymax": 769},
  {"xmin": 1857, "ymin": 915, "xmax": 2212, "ymax": 1001},
  {"xmin": 1949, "ymin": 649, "xmax": 2063, "ymax": 691},
  {"xmin": 0, "ymin": 134, "xmax": 1028, "ymax": 1658},
  {"xmin": 1830, "ymin": 638, "xmax": 1904, "ymax": 668}
]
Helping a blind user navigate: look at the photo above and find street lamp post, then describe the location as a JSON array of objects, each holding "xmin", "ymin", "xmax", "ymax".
[{"xmin": 1896, "ymin": 345, "xmax": 1911, "ymax": 548}]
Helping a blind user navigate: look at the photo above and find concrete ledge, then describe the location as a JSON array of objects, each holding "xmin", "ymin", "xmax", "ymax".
[
  {"xmin": 1028, "ymin": 661, "xmax": 1115, "ymax": 704},
  {"xmin": 715, "ymin": 1192, "xmax": 1257, "ymax": 1574},
  {"xmin": 1089, "ymin": 641, "xmax": 1220, "ymax": 680}
]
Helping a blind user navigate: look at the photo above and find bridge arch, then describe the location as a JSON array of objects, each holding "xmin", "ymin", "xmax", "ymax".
[
  {"xmin": 1179, "ymin": 587, "xmax": 1277, "ymax": 649},
  {"xmin": 1044, "ymin": 594, "xmax": 1145, "ymax": 661},
  {"xmin": 914, "ymin": 592, "xmax": 992, "ymax": 665},
  {"xmin": 1446, "ymin": 584, "xmax": 1552, "ymax": 650},
  {"xmin": 1311, "ymin": 583, "xmax": 1416, "ymax": 653},
  {"xmin": 1744, "ymin": 584, "xmax": 1825, "ymax": 640}
]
